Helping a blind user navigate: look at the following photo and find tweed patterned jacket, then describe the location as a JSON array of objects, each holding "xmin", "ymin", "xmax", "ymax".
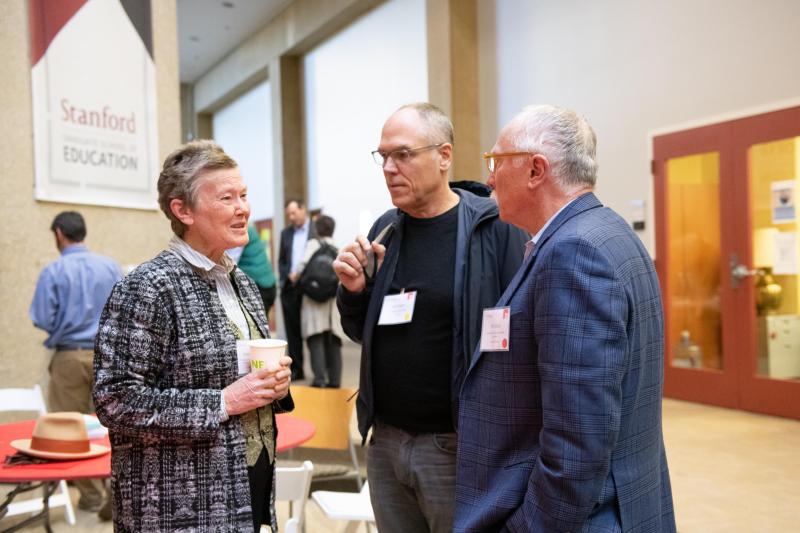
[
  {"xmin": 456, "ymin": 194, "xmax": 676, "ymax": 532},
  {"xmin": 94, "ymin": 250, "xmax": 292, "ymax": 532}
]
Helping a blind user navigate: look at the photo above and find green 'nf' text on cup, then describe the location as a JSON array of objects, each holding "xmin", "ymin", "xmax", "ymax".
[{"xmin": 248, "ymin": 339, "xmax": 287, "ymax": 371}]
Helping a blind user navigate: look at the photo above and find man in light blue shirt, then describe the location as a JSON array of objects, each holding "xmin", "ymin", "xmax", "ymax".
[{"xmin": 30, "ymin": 211, "xmax": 121, "ymax": 514}]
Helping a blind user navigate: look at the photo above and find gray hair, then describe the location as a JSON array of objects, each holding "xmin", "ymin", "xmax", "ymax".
[
  {"xmin": 397, "ymin": 102, "xmax": 454, "ymax": 145},
  {"xmin": 507, "ymin": 105, "xmax": 597, "ymax": 189},
  {"xmin": 157, "ymin": 139, "xmax": 237, "ymax": 236}
]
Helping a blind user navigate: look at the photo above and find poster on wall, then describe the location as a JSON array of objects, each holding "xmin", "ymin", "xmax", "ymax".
[
  {"xmin": 772, "ymin": 231, "xmax": 798, "ymax": 275},
  {"xmin": 771, "ymin": 180, "xmax": 796, "ymax": 224},
  {"xmin": 30, "ymin": 0, "xmax": 158, "ymax": 209}
]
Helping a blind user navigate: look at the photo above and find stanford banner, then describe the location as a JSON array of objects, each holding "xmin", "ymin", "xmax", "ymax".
[{"xmin": 30, "ymin": 0, "xmax": 158, "ymax": 209}]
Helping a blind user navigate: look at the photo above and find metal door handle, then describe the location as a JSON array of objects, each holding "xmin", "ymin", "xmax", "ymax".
[{"xmin": 730, "ymin": 254, "xmax": 756, "ymax": 288}]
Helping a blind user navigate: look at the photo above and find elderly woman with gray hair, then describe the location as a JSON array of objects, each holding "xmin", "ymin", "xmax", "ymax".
[{"xmin": 94, "ymin": 140, "xmax": 293, "ymax": 532}]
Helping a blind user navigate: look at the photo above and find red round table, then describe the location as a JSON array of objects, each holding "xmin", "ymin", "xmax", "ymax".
[
  {"xmin": 0, "ymin": 420, "xmax": 110, "ymax": 532},
  {"xmin": 0, "ymin": 420, "xmax": 111, "ymax": 483},
  {"xmin": 0, "ymin": 415, "xmax": 316, "ymax": 478},
  {"xmin": 0, "ymin": 415, "xmax": 314, "ymax": 531},
  {"xmin": 275, "ymin": 414, "xmax": 316, "ymax": 452}
]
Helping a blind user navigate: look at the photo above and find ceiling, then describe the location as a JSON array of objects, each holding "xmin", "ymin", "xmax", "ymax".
[{"xmin": 177, "ymin": 0, "xmax": 293, "ymax": 84}]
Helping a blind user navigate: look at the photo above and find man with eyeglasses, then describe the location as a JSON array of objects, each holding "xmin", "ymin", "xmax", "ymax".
[
  {"xmin": 455, "ymin": 105, "xmax": 676, "ymax": 532},
  {"xmin": 333, "ymin": 102, "xmax": 528, "ymax": 533}
]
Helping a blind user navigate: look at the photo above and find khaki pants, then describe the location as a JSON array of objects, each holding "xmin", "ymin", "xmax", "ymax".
[{"xmin": 49, "ymin": 349, "xmax": 105, "ymax": 508}]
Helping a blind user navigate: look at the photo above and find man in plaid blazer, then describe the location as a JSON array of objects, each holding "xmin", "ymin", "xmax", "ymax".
[{"xmin": 455, "ymin": 105, "xmax": 676, "ymax": 532}]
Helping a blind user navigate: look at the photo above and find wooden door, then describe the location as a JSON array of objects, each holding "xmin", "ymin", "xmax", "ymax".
[{"xmin": 653, "ymin": 105, "xmax": 800, "ymax": 419}]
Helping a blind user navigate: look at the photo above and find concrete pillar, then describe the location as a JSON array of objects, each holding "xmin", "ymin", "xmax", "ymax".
[
  {"xmin": 269, "ymin": 55, "xmax": 305, "ymax": 235},
  {"xmin": 180, "ymin": 83, "xmax": 214, "ymax": 142},
  {"xmin": 196, "ymin": 113, "xmax": 213, "ymax": 140},
  {"xmin": 180, "ymin": 83, "xmax": 193, "ymax": 141},
  {"xmin": 426, "ymin": 0, "xmax": 481, "ymax": 182}
]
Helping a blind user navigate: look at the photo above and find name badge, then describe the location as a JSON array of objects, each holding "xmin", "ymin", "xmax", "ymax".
[
  {"xmin": 235, "ymin": 340, "xmax": 251, "ymax": 375},
  {"xmin": 479, "ymin": 306, "xmax": 511, "ymax": 351},
  {"xmin": 377, "ymin": 291, "xmax": 417, "ymax": 325}
]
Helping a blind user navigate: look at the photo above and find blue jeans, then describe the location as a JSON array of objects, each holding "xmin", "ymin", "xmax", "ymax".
[{"xmin": 367, "ymin": 420, "xmax": 457, "ymax": 533}]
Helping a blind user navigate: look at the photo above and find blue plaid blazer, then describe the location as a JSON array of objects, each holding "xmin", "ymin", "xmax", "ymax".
[{"xmin": 455, "ymin": 193, "xmax": 676, "ymax": 532}]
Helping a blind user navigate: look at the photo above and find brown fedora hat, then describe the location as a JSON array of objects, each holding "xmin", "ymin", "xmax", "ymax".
[{"xmin": 11, "ymin": 412, "xmax": 110, "ymax": 460}]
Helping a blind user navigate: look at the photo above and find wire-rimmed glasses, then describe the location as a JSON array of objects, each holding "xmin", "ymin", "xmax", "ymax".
[{"xmin": 372, "ymin": 143, "xmax": 445, "ymax": 167}]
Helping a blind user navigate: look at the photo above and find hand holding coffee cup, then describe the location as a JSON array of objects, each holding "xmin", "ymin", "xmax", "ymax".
[
  {"xmin": 271, "ymin": 356, "xmax": 293, "ymax": 402},
  {"xmin": 223, "ymin": 340, "xmax": 293, "ymax": 415},
  {"xmin": 223, "ymin": 367, "xmax": 284, "ymax": 415}
]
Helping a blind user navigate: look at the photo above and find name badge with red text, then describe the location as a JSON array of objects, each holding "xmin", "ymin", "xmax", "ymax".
[
  {"xmin": 480, "ymin": 306, "xmax": 511, "ymax": 351},
  {"xmin": 377, "ymin": 291, "xmax": 417, "ymax": 325}
]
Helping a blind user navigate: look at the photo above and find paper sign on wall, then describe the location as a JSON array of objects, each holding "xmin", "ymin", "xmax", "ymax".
[
  {"xmin": 772, "ymin": 231, "xmax": 798, "ymax": 275},
  {"xmin": 771, "ymin": 180, "xmax": 796, "ymax": 224}
]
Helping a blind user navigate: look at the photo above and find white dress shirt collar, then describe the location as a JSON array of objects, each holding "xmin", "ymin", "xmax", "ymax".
[{"xmin": 168, "ymin": 235, "xmax": 250, "ymax": 339}]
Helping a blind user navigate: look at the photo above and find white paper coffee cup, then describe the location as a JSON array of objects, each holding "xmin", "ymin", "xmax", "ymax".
[{"xmin": 248, "ymin": 339, "xmax": 287, "ymax": 371}]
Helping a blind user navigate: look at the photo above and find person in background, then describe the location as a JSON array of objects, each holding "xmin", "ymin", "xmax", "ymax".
[
  {"xmin": 231, "ymin": 225, "xmax": 277, "ymax": 315},
  {"xmin": 30, "ymin": 210, "xmax": 121, "ymax": 517},
  {"xmin": 289, "ymin": 214, "xmax": 344, "ymax": 388},
  {"xmin": 94, "ymin": 140, "xmax": 293, "ymax": 532},
  {"xmin": 455, "ymin": 105, "xmax": 676, "ymax": 532},
  {"xmin": 279, "ymin": 198, "xmax": 315, "ymax": 380},
  {"xmin": 333, "ymin": 103, "xmax": 528, "ymax": 533}
]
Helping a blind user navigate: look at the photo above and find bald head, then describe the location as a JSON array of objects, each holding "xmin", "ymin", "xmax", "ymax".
[
  {"xmin": 390, "ymin": 102, "xmax": 454, "ymax": 146},
  {"xmin": 377, "ymin": 103, "xmax": 457, "ymax": 218}
]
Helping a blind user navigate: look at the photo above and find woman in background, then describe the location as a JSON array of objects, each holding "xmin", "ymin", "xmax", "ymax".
[
  {"xmin": 290, "ymin": 214, "xmax": 345, "ymax": 388},
  {"xmin": 229, "ymin": 224, "xmax": 278, "ymax": 315},
  {"xmin": 94, "ymin": 140, "xmax": 292, "ymax": 532}
]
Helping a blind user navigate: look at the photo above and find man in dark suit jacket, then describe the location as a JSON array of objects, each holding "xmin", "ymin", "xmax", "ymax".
[
  {"xmin": 278, "ymin": 198, "xmax": 315, "ymax": 380},
  {"xmin": 456, "ymin": 105, "xmax": 676, "ymax": 532}
]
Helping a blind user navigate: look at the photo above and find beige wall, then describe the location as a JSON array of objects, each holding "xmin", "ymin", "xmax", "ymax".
[
  {"xmin": 193, "ymin": 0, "xmax": 479, "ymax": 241},
  {"xmin": 481, "ymin": 0, "xmax": 800, "ymax": 255},
  {"xmin": 0, "ymin": 1, "xmax": 180, "ymax": 396},
  {"xmin": 192, "ymin": 0, "xmax": 384, "ymax": 243}
]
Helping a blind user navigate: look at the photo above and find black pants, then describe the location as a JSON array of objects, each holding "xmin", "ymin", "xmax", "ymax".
[
  {"xmin": 280, "ymin": 283, "xmax": 304, "ymax": 378},
  {"xmin": 307, "ymin": 331, "xmax": 342, "ymax": 387},
  {"xmin": 247, "ymin": 448, "xmax": 274, "ymax": 533},
  {"xmin": 258, "ymin": 284, "xmax": 276, "ymax": 315}
]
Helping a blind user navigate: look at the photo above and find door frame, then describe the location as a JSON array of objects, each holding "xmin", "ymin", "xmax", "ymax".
[
  {"xmin": 731, "ymin": 106, "xmax": 800, "ymax": 419},
  {"xmin": 653, "ymin": 122, "xmax": 737, "ymax": 409},
  {"xmin": 651, "ymin": 101, "xmax": 800, "ymax": 419}
]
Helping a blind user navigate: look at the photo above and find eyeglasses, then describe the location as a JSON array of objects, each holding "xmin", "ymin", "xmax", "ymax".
[
  {"xmin": 372, "ymin": 143, "xmax": 445, "ymax": 167},
  {"xmin": 482, "ymin": 151, "xmax": 533, "ymax": 173}
]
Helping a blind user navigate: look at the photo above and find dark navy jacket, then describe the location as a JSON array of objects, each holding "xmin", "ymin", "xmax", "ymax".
[{"xmin": 337, "ymin": 188, "xmax": 529, "ymax": 442}]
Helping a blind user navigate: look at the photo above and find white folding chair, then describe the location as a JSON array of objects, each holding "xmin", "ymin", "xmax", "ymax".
[
  {"xmin": 283, "ymin": 517, "xmax": 300, "ymax": 533},
  {"xmin": 275, "ymin": 460, "xmax": 314, "ymax": 532},
  {"xmin": 0, "ymin": 385, "xmax": 77, "ymax": 526},
  {"xmin": 312, "ymin": 481, "xmax": 376, "ymax": 533}
]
